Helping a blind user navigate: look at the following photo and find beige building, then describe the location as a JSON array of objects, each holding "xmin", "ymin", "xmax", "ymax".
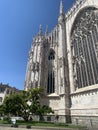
[
  {"xmin": 0, "ymin": 83, "xmax": 20, "ymax": 105},
  {"xmin": 25, "ymin": 0, "xmax": 98, "ymax": 127}
]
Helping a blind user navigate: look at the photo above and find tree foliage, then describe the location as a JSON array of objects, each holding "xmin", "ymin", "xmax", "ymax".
[
  {"xmin": 1, "ymin": 88, "xmax": 53, "ymax": 121},
  {"xmin": 2, "ymin": 91, "xmax": 30, "ymax": 121}
]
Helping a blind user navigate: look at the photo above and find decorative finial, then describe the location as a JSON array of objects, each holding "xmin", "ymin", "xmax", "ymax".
[
  {"xmin": 60, "ymin": 0, "xmax": 64, "ymax": 14},
  {"xmin": 45, "ymin": 25, "xmax": 48, "ymax": 36},
  {"xmin": 38, "ymin": 24, "xmax": 43, "ymax": 36}
]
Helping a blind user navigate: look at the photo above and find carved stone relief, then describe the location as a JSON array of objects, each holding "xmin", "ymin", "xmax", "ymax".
[{"xmin": 71, "ymin": 7, "xmax": 98, "ymax": 88}]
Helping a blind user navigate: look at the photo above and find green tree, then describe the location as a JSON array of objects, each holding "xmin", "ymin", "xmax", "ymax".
[
  {"xmin": 1, "ymin": 88, "xmax": 53, "ymax": 121},
  {"xmin": 0, "ymin": 104, "xmax": 4, "ymax": 116},
  {"xmin": 29, "ymin": 88, "xmax": 53, "ymax": 117},
  {"xmin": 29, "ymin": 88, "xmax": 43, "ymax": 115},
  {"xmin": 2, "ymin": 91, "xmax": 30, "ymax": 121}
]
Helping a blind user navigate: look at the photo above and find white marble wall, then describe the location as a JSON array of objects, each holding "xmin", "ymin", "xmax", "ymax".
[
  {"xmin": 66, "ymin": 0, "xmax": 98, "ymax": 94},
  {"xmin": 65, "ymin": 0, "xmax": 98, "ymax": 119},
  {"xmin": 25, "ymin": 0, "xmax": 98, "ymax": 125}
]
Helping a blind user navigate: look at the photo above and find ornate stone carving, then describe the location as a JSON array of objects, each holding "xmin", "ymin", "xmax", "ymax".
[
  {"xmin": 60, "ymin": 78, "xmax": 63, "ymax": 86},
  {"xmin": 72, "ymin": 8, "xmax": 98, "ymax": 36},
  {"xmin": 30, "ymin": 62, "xmax": 39, "ymax": 72},
  {"xmin": 35, "ymin": 62, "xmax": 39, "ymax": 72},
  {"xmin": 59, "ymin": 58, "xmax": 63, "ymax": 68},
  {"xmin": 31, "ymin": 62, "xmax": 35, "ymax": 72},
  {"xmin": 71, "ymin": 7, "xmax": 98, "ymax": 88},
  {"xmin": 59, "ymin": 57, "xmax": 65, "ymax": 68}
]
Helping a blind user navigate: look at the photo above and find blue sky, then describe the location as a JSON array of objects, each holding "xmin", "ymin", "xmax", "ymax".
[{"xmin": 0, "ymin": 0, "xmax": 75, "ymax": 90}]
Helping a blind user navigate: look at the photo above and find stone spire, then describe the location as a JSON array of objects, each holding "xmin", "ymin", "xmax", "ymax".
[
  {"xmin": 38, "ymin": 24, "xmax": 43, "ymax": 36},
  {"xmin": 58, "ymin": 0, "xmax": 65, "ymax": 23},
  {"xmin": 60, "ymin": 0, "xmax": 64, "ymax": 15},
  {"xmin": 45, "ymin": 25, "xmax": 48, "ymax": 36}
]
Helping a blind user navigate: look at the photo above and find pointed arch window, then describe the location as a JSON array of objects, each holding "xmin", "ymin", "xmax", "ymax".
[
  {"xmin": 47, "ymin": 49, "xmax": 55, "ymax": 94},
  {"xmin": 71, "ymin": 7, "xmax": 98, "ymax": 89},
  {"xmin": 48, "ymin": 50, "xmax": 55, "ymax": 60}
]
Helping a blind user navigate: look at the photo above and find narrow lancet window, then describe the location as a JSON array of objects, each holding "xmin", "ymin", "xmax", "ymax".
[{"xmin": 47, "ymin": 49, "xmax": 55, "ymax": 94}]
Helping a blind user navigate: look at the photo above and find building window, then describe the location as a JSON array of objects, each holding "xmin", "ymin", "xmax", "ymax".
[
  {"xmin": 47, "ymin": 49, "xmax": 55, "ymax": 94},
  {"xmin": 71, "ymin": 7, "xmax": 98, "ymax": 89},
  {"xmin": 47, "ymin": 71, "xmax": 55, "ymax": 94},
  {"xmin": 0, "ymin": 88, "xmax": 5, "ymax": 93},
  {"xmin": 48, "ymin": 50, "xmax": 55, "ymax": 60}
]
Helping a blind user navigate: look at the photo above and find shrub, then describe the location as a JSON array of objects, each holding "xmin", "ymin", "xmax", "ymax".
[
  {"xmin": 11, "ymin": 124, "xmax": 18, "ymax": 128},
  {"xmin": 3, "ymin": 116, "xmax": 11, "ymax": 123},
  {"xmin": 26, "ymin": 125, "xmax": 31, "ymax": 129}
]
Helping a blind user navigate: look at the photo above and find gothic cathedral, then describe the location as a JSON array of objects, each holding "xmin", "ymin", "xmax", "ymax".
[{"xmin": 25, "ymin": 0, "xmax": 98, "ymax": 126}]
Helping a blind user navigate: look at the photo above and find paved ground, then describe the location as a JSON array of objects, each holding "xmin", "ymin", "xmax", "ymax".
[
  {"xmin": 0, "ymin": 127, "xmax": 46, "ymax": 130},
  {"xmin": 0, "ymin": 126, "xmax": 49, "ymax": 130},
  {"xmin": 0, "ymin": 126, "xmax": 74, "ymax": 130},
  {"xmin": 0, "ymin": 126, "xmax": 98, "ymax": 130},
  {"xmin": 0, "ymin": 127, "xmax": 30, "ymax": 130},
  {"xmin": 85, "ymin": 127, "xmax": 98, "ymax": 130}
]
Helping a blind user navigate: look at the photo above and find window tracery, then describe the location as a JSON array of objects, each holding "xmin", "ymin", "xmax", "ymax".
[
  {"xmin": 48, "ymin": 50, "xmax": 55, "ymax": 60},
  {"xmin": 47, "ymin": 49, "xmax": 55, "ymax": 94},
  {"xmin": 71, "ymin": 7, "xmax": 98, "ymax": 89},
  {"xmin": 47, "ymin": 71, "xmax": 55, "ymax": 94}
]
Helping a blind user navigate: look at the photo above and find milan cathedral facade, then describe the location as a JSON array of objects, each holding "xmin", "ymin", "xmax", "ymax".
[{"xmin": 25, "ymin": 0, "xmax": 98, "ymax": 126}]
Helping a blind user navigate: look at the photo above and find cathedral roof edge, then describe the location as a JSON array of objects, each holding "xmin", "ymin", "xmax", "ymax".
[
  {"xmin": 48, "ymin": 24, "xmax": 58, "ymax": 36},
  {"xmin": 65, "ymin": 0, "xmax": 86, "ymax": 19}
]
